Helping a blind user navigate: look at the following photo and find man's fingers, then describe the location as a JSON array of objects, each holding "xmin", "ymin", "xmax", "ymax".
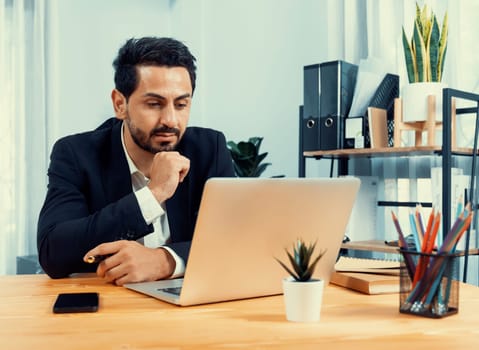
[
  {"xmin": 178, "ymin": 166, "xmax": 189, "ymax": 182},
  {"xmin": 83, "ymin": 241, "xmax": 125, "ymax": 263},
  {"xmin": 148, "ymin": 153, "xmax": 190, "ymax": 200},
  {"xmin": 176, "ymin": 154, "xmax": 190, "ymax": 183}
]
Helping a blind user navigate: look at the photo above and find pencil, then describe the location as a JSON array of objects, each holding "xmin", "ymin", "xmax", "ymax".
[
  {"xmin": 411, "ymin": 212, "xmax": 438, "ymax": 288},
  {"xmin": 391, "ymin": 211, "xmax": 416, "ymax": 279},
  {"xmin": 391, "ymin": 211, "xmax": 407, "ymax": 248},
  {"xmin": 426, "ymin": 212, "xmax": 441, "ymax": 253},
  {"xmin": 415, "ymin": 204, "xmax": 425, "ymax": 245},
  {"xmin": 440, "ymin": 206, "xmax": 471, "ymax": 254},
  {"xmin": 455, "ymin": 195, "xmax": 463, "ymax": 219},
  {"xmin": 85, "ymin": 255, "xmax": 108, "ymax": 264},
  {"xmin": 409, "ymin": 209, "xmax": 421, "ymax": 251},
  {"xmin": 422, "ymin": 208, "xmax": 435, "ymax": 251}
]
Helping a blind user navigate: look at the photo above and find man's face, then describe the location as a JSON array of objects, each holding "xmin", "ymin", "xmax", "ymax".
[{"xmin": 115, "ymin": 65, "xmax": 192, "ymax": 154}]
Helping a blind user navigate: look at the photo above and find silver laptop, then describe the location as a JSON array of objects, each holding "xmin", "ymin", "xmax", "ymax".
[{"xmin": 124, "ymin": 177, "xmax": 360, "ymax": 306}]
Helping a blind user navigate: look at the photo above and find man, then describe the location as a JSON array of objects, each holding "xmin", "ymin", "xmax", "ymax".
[{"xmin": 37, "ymin": 37, "xmax": 235, "ymax": 285}]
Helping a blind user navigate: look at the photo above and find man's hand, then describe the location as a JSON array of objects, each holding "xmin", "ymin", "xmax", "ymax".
[
  {"xmin": 83, "ymin": 240, "xmax": 176, "ymax": 285},
  {"xmin": 147, "ymin": 151, "xmax": 190, "ymax": 203}
]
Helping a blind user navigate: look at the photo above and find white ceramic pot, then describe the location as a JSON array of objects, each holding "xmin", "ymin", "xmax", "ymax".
[
  {"xmin": 402, "ymin": 82, "xmax": 447, "ymax": 122},
  {"xmin": 282, "ymin": 277, "xmax": 324, "ymax": 322}
]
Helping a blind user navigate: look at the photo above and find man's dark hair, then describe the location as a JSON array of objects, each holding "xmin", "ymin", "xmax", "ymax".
[{"xmin": 112, "ymin": 37, "xmax": 197, "ymax": 100}]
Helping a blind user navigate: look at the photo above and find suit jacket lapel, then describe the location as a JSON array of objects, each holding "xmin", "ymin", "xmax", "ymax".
[
  {"xmin": 103, "ymin": 120, "xmax": 132, "ymax": 202},
  {"xmin": 166, "ymin": 177, "xmax": 191, "ymax": 242}
]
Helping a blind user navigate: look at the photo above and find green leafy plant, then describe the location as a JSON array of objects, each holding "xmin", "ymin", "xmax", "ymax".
[
  {"xmin": 275, "ymin": 239, "xmax": 326, "ymax": 282},
  {"xmin": 227, "ymin": 137, "xmax": 271, "ymax": 177},
  {"xmin": 402, "ymin": 2, "xmax": 448, "ymax": 83}
]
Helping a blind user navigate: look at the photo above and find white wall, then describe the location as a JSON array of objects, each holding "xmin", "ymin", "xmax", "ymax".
[
  {"xmin": 45, "ymin": 0, "xmax": 334, "ymax": 177},
  {"xmin": 45, "ymin": 0, "xmax": 171, "ymax": 151},
  {"xmin": 180, "ymin": 0, "xmax": 330, "ymax": 177}
]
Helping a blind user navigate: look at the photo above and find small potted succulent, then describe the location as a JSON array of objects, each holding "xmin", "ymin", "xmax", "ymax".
[{"xmin": 275, "ymin": 239, "xmax": 326, "ymax": 322}]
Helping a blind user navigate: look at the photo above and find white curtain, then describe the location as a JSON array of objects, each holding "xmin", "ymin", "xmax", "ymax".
[
  {"xmin": 0, "ymin": 0, "xmax": 46, "ymax": 274},
  {"xmin": 324, "ymin": 0, "xmax": 474, "ymax": 90}
]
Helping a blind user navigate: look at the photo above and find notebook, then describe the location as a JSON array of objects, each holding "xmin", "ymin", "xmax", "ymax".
[
  {"xmin": 331, "ymin": 256, "xmax": 400, "ymax": 294},
  {"xmin": 330, "ymin": 271, "xmax": 399, "ymax": 295},
  {"xmin": 124, "ymin": 177, "xmax": 360, "ymax": 306}
]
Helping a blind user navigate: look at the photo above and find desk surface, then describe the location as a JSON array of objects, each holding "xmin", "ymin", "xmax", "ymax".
[{"xmin": 1, "ymin": 274, "xmax": 478, "ymax": 350}]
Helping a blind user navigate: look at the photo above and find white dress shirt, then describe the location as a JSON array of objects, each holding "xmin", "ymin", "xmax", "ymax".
[{"xmin": 121, "ymin": 123, "xmax": 185, "ymax": 278}]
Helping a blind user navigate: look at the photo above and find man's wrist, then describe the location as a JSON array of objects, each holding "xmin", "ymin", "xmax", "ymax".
[
  {"xmin": 147, "ymin": 184, "xmax": 168, "ymax": 203},
  {"xmin": 160, "ymin": 246, "xmax": 185, "ymax": 278},
  {"xmin": 134, "ymin": 187, "xmax": 164, "ymax": 224}
]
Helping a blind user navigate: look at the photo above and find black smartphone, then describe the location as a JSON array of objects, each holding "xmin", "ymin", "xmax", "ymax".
[{"xmin": 52, "ymin": 292, "xmax": 99, "ymax": 313}]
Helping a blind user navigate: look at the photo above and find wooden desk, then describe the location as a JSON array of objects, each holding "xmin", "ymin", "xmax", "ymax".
[{"xmin": 1, "ymin": 274, "xmax": 478, "ymax": 349}]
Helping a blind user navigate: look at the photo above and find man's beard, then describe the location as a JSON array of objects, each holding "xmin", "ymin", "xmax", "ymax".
[{"xmin": 125, "ymin": 114, "xmax": 181, "ymax": 154}]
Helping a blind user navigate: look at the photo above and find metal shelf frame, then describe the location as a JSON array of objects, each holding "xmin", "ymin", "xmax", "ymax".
[
  {"xmin": 442, "ymin": 89, "xmax": 479, "ymax": 280},
  {"xmin": 300, "ymin": 88, "xmax": 479, "ymax": 282}
]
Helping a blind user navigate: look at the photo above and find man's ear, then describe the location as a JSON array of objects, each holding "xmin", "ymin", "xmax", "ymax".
[{"xmin": 111, "ymin": 89, "xmax": 127, "ymax": 120}]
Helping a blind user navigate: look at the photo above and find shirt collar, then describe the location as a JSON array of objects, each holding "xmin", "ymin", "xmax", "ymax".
[{"xmin": 121, "ymin": 121, "xmax": 142, "ymax": 177}]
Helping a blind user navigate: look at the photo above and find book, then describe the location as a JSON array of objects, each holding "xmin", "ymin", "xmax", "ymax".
[
  {"xmin": 330, "ymin": 271, "xmax": 399, "ymax": 295},
  {"xmin": 334, "ymin": 256, "xmax": 400, "ymax": 273},
  {"xmin": 367, "ymin": 107, "xmax": 388, "ymax": 148},
  {"xmin": 330, "ymin": 256, "xmax": 400, "ymax": 295}
]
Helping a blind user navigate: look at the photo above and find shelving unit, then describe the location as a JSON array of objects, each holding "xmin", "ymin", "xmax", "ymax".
[{"xmin": 300, "ymin": 88, "xmax": 479, "ymax": 245}]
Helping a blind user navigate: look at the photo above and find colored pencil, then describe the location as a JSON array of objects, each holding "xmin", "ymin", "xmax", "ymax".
[
  {"xmin": 391, "ymin": 211, "xmax": 416, "ymax": 279},
  {"xmin": 399, "ymin": 202, "xmax": 474, "ymax": 315}
]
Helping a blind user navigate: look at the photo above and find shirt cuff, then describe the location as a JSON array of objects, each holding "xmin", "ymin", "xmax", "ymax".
[
  {"xmin": 134, "ymin": 187, "xmax": 164, "ymax": 224},
  {"xmin": 161, "ymin": 246, "xmax": 186, "ymax": 278}
]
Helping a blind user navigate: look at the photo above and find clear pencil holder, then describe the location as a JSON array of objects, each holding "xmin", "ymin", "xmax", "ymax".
[{"xmin": 399, "ymin": 250, "xmax": 460, "ymax": 318}]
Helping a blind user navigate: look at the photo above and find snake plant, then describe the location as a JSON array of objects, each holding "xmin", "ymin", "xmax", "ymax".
[
  {"xmin": 275, "ymin": 239, "xmax": 326, "ymax": 282},
  {"xmin": 402, "ymin": 2, "xmax": 448, "ymax": 83}
]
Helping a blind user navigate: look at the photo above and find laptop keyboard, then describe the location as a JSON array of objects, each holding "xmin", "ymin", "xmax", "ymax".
[{"xmin": 158, "ymin": 287, "xmax": 182, "ymax": 296}]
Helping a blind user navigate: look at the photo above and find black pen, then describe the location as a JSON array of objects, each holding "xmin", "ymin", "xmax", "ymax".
[{"xmin": 85, "ymin": 255, "xmax": 109, "ymax": 264}]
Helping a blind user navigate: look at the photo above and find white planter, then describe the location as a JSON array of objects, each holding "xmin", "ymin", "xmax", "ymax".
[
  {"xmin": 402, "ymin": 82, "xmax": 447, "ymax": 122},
  {"xmin": 282, "ymin": 277, "xmax": 324, "ymax": 322}
]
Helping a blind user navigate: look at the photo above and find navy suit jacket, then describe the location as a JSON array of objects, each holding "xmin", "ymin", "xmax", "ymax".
[{"xmin": 37, "ymin": 118, "xmax": 235, "ymax": 278}]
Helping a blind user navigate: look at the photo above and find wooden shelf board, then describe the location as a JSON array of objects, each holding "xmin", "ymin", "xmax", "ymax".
[
  {"xmin": 341, "ymin": 240, "xmax": 479, "ymax": 256},
  {"xmin": 304, "ymin": 146, "xmax": 477, "ymax": 159}
]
